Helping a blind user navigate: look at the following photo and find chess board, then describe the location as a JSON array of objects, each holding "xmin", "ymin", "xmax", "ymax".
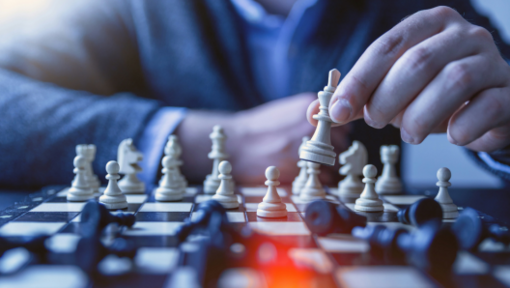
[{"xmin": 0, "ymin": 185, "xmax": 509, "ymax": 288}]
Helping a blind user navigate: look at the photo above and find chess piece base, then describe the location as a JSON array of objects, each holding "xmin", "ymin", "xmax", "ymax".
[
  {"xmin": 257, "ymin": 202, "xmax": 287, "ymax": 218},
  {"xmin": 118, "ymin": 176, "xmax": 145, "ymax": 194},
  {"xmin": 154, "ymin": 187, "xmax": 184, "ymax": 201},
  {"xmin": 440, "ymin": 203, "xmax": 459, "ymax": 219},
  {"xmin": 257, "ymin": 209, "xmax": 287, "ymax": 218},
  {"xmin": 299, "ymin": 191, "xmax": 326, "ymax": 202},
  {"xmin": 212, "ymin": 194, "xmax": 239, "ymax": 209},
  {"xmin": 354, "ymin": 198, "xmax": 384, "ymax": 212},
  {"xmin": 375, "ymin": 177, "xmax": 402, "ymax": 195},
  {"xmin": 203, "ymin": 175, "xmax": 220, "ymax": 194},
  {"xmin": 99, "ymin": 195, "xmax": 128, "ymax": 210},
  {"xmin": 67, "ymin": 187, "xmax": 94, "ymax": 202}
]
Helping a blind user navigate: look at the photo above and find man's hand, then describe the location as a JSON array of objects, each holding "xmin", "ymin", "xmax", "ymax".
[
  {"xmin": 178, "ymin": 93, "xmax": 349, "ymax": 186},
  {"xmin": 308, "ymin": 6, "xmax": 510, "ymax": 152}
]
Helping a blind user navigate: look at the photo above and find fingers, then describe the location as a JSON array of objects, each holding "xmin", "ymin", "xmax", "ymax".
[
  {"xmin": 330, "ymin": 6, "xmax": 463, "ymax": 124},
  {"xmin": 448, "ymin": 86, "xmax": 510, "ymax": 151},
  {"xmin": 400, "ymin": 53, "xmax": 508, "ymax": 144},
  {"xmin": 365, "ymin": 25, "xmax": 489, "ymax": 128},
  {"xmin": 306, "ymin": 98, "xmax": 346, "ymax": 127}
]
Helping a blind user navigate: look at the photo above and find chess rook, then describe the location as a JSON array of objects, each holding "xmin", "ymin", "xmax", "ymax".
[
  {"xmin": 76, "ymin": 144, "xmax": 100, "ymax": 193},
  {"xmin": 299, "ymin": 162, "xmax": 326, "ymax": 201},
  {"xmin": 164, "ymin": 135, "xmax": 188, "ymax": 190},
  {"xmin": 212, "ymin": 161, "xmax": 239, "ymax": 209},
  {"xmin": 204, "ymin": 125, "xmax": 229, "ymax": 194},
  {"xmin": 292, "ymin": 136, "xmax": 310, "ymax": 195},
  {"xmin": 305, "ymin": 200, "xmax": 366, "ymax": 236},
  {"xmin": 375, "ymin": 145, "xmax": 402, "ymax": 194},
  {"xmin": 99, "ymin": 161, "xmax": 128, "ymax": 209},
  {"xmin": 257, "ymin": 166, "xmax": 287, "ymax": 218},
  {"xmin": 434, "ymin": 167, "xmax": 458, "ymax": 219},
  {"xmin": 354, "ymin": 164, "xmax": 384, "ymax": 212},
  {"xmin": 299, "ymin": 69, "xmax": 340, "ymax": 166},
  {"xmin": 337, "ymin": 141, "xmax": 368, "ymax": 203},
  {"xmin": 117, "ymin": 139, "xmax": 145, "ymax": 194},
  {"xmin": 67, "ymin": 156, "xmax": 94, "ymax": 202},
  {"xmin": 155, "ymin": 155, "xmax": 185, "ymax": 201}
]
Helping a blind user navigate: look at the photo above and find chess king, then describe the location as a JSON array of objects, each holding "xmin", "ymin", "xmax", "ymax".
[{"xmin": 300, "ymin": 69, "xmax": 340, "ymax": 166}]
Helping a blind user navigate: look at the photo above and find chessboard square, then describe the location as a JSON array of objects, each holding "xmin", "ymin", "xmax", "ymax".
[
  {"xmin": 290, "ymin": 195, "xmax": 339, "ymax": 205},
  {"xmin": 0, "ymin": 265, "xmax": 88, "ymax": 288},
  {"xmin": 139, "ymin": 203, "xmax": 192, "ymax": 212},
  {"xmin": 382, "ymin": 195, "xmax": 426, "ymax": 205},
  {"xmin": 136, "ymin": 212, "xmax": 191, "ymax": 222},
  {"xmin": 453, "ymin": 252, "xmax": 490, "ymax": 275},
  {"xmin": 14, "ymin": 212, "xmax": 79, "ymax": 222},
  {"xmin": 240, "ymin": 187, "xmax": 287, "ymax": 197},
  {"xmin": 72, "ymin": 211, "xmax": 136, "ymax": 222},
  {"xmin": 46, "ymin": 233, "xmax": 82, "ymax": 253},
  {"xmin": 317, "ymin": 235, "xmax": 370, "ymax": 253},
  {"xmin": 244, "ymin": 203, "xmax": 297, "ymax": 213},
  {"xmin": 366, "ymin": 222, "xmax": 414, "ymax": 231},
  {"xmin": 217, "ymin": 268, "xmax": 266, "ymax": 288},
  {"xmin": 344, "ymin": 203, "xmax": 399, "ymax": 213},
  {"xmin": 190, "ymin": 212, "xmax": 246, "ymax": 223},
  {"xmin": 125, "ymin": 195, "xmax": 148, "ymax": 204},
  {"xmin": 0, "ymin": 222, "xmax": 66, "ymax": 236},
  {"xmin": 184, "ymin": 187, "xmax": 199, "ymax": 197},
  {"xmin": 246, "ymin": 212, "xmax": 302, "ymax": 222},
  {"xmin": 494, "ymin": 266, "xmax": 510, "ymax": 287},
  {"xmin": 122, "ymin": 222, "xmax": 184, "ymax": 236},
  {"xmin": 135, "ymin": 247, "xmax": 179, "ymax": 273},
  {"xmin": 30, "ymin": 203, "xmax": 86, "ymax": 212},
  {"xmin": 288, "ymin": 248, "xmax": 334, "ymax": 274},
  {"xmin": 248, "ymin": 222, "xmax": 310, "ymax": 236},
  {"xmin": 195, "ymin": 194, "xmax": 243, "ymax": 204},
  {"xmin": 336, "ymin": 266, "xmax": 434, "ymax": 288}
]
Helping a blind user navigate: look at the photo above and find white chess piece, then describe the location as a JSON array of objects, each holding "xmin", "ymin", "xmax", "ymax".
[
  {"xmin": 117, "ymin": 139, "xmax": 145, "ymax": 194},
  {"xmin": 300, "ymin": 69, "xmax": 340, "ymax": 166},
  {"xmin": 164, "ymin": 135, "xmax": 188, "ymax": 190},
  {"xmin": 75, "ymin": 144, "xmax": 100, "ymax": 193},
  {"xmin": 212, "ymin": 161, "xmax": 239, "ymax": 209},
  {"xmin": 292, "ymin": 136, "xmax": 310, "ymax": 195},
  {"xmin": 375, "ymin": 145, "xmax": 402, "ymax": 194},
  {"xmin": 434, "ymin": 167, "xmax": 458, "ymax": 219},
  {"xmin": 204, "ymin": 126, "xmax": 229, "ymax": 194},
  {"xmin": 354, "ymin": 164, "xmax": 384, "ymax": 212},
  {"xmin": 338, "ymin": 141, "xmax": 368, "ymax": 202},
  {"xmin": 257, "ymin": 166, "xmax": 287, "ymax": 218},
  {"xmin": 155, "ymin": 156, "xmax": 185, "ymax": 201},
  {"xmin": 67, "ymin": 156, "xmax": 94, "ymax": 201},
  {"xmin": 300, "ymin": 162, "xmax": 326, "ymax": 201},
  {"xmin": 99, "ymin": 161, "xmax": 128, "ymax": 209}
]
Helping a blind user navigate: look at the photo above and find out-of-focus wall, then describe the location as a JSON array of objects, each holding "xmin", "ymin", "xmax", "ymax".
[{"xmin": 401, "ymin": 0, "xmax": 509, "ymax": 188}]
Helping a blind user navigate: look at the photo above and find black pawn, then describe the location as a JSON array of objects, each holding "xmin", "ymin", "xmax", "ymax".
[
  {"xmin": 175, "ymin": 200, "xmax": 228, "ymax": 242},
  {"xmin": 452, "ymin": 207, "xmax": 510, "ymax": 251},
  {"xmin": 80, "ymin": 201, "xmax": 136, "ymax": 237},
  {"xmin": 304, "ymin": 200, "xmax": 367, "ymax": 236},
  {"xmin": 397, "ymin": 198, "xmax": 443, "ymax": 227}
]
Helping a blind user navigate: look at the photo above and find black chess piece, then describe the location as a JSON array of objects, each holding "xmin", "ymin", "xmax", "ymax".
[
  {"xmin": 175, "ymin": 200, "xmax": 229, "ymax": 242},
  {"xmin": 304, "ymin": 200, "xmax": 367, "ymax": 235},
  {"xmin": 397, "ymin": 198, "xmax": 443, "ymax": 227},
  {"xmin": 80, "ymin": 201, "xmax": 136, "ymax": 237},
  {"xmin": 75, "ymin": 236, "xmax": 137, "ymax": 277},
  {"xmin": 352, "ymin": 221, "xmax": 458, "ymax": 276},
  {"xmin": 452, "ymin": 207, "xmax": 510, "ymax": 251},
  {"xmin": 0, "ymin": 235, "xmax": 49, "ymax": 262}
]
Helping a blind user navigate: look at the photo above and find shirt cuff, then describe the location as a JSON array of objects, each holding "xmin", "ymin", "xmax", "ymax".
[
  {"xmin": 137, "ymin": 107, "xmax": 187, "ymax": 186},
  {"xmin": 478, "ymin": 151, "xmax": 510, "ymax": 175}
]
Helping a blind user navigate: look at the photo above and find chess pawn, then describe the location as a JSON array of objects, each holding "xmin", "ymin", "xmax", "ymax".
[
  {"xmin": 434, "ymin": 167, "xmax": 458, "ymax": 219},
  {"xmin": 68, "ymin": 156, "xmax": 94, "ymax": 201},
  {"xmin": 257, "ymin": 166, "xmax": 287, "ymax": 218},
  {"xmin": 338, "ymin": 141, "xmax": 368, "ymax": 203},
  {"xmin": 300, "ymin": 162, "xmax": 326, "ymax": 201},
  {"xmin": 212, "ymin": 161, "xmax": 239, "ymax": 209},
  {"xmin": 155, "ymin": 156, "xmax": 185, "ymax": 201},
  {"xmin": 354, "ymin": 165, "xmax": 384, "ymax": 212},
  {"xmin": 164, "ymin": 135, "xmax": 188, "ymax": 190},
  {"xmin": 117, "ymin": 139, "xmax": 145, "ymax": 194},
  {"xmin": 375, "ymin": 145, "xmax": 402, "ymax": 194},
  {"xmin": 300, "ymin": 69, "xmax": 340, "ymax": 166},
  {"xmin": 204, "ymin": 126, "xmax": 228, "ymax": 194},
  {"xmin": 292, "ymin": 137, "xmax": 310, "ymax": 195},
  {"xmin": 99, "ymin": 161, "xmax": 128, "ymax": 210}
]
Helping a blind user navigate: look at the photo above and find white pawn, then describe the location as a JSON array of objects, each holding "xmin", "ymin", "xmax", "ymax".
[
  {"xmin": 67, "ymin": 156, "xmax": 94, "ymax": 201},
  {"xmin": 212, "ymin": 161, "xmax": 239, "ymax": 209},
  {"xmin": 204, "ymin": 126, "xmax": 229, "ymax": 194},
  {"xmin": 99, "ymin": 161, "xmax": 128, "ymax": 209},
  {"xmin": 375, "ymin": 145, "xmax": 402, "ymax": 194},
  {"xmin": 164, "ymin": 135, "xmax": 187, "ymax": 190},
  {"xmin": 292, "ymin": 136, "xmax": 310, "ymax": 195},
  {"xmin": 155, "ymin": 156, "xmax": 185, "ymax": 201},
  {"xmin": 434, "ymin": 167, "xmax": 458, "ymax": 219},
  {"xmin": 338, "ymin": 141, "xmax": 368, "ymax": 202},
  {"xmin": 354, "ymin": 165, "xmax": 384, "ymax": 212},
  {"xmin": 257, "ymin": 166, "xmax": 287, "ymax": 218},
  {"xmin": 300, "ymin": 162, "xmax": 326, "ymax": 201}
]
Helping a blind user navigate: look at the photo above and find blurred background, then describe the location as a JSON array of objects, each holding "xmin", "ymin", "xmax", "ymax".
[{"xmin": 402, "ymin": 0, "xmax": 510, "ymax": 189}]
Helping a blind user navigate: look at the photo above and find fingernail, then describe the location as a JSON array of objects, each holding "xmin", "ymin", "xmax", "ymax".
[
  {"xmin": 447, "ymin": 132, "xmax": 459, "ymax": 145},
  {"xmin": 330, "ymin": 99, "xmax": 352, "ymax": 123},
  {"xmin": 364, "ymin": 112, "xmax": 385, "ymax": 129},
  {"xmin": 401, "ymin": 128, "xmax": 416, "ymax": 144}
]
